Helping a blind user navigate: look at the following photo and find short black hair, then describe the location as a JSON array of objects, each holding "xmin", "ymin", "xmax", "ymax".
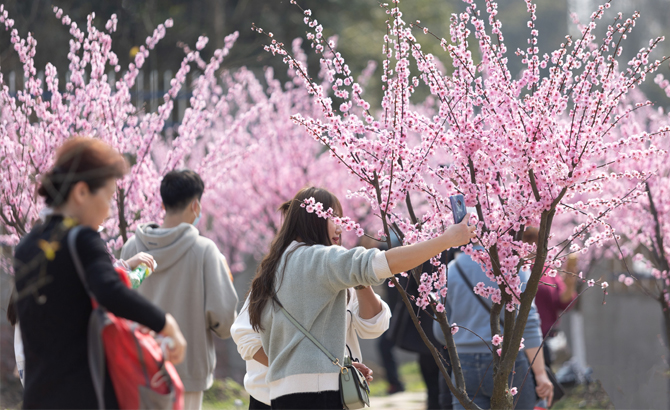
[{"xmin": 160, "ymin": 169, "xmax": 204, "ymax": 212}]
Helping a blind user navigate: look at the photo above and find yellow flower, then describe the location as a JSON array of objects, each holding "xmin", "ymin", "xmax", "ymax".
[
  {"xmin": 62, "ymin": 217, "xmax": 77, "ymax": 229},
  {"xmin": 38, "ymin": 239, "xmax": 60, "ymax": 261}
]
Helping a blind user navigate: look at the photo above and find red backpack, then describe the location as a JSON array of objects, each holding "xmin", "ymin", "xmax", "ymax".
[{"xmin": 69, "ymin": 226, "xmax": 184, "ymax": 410}]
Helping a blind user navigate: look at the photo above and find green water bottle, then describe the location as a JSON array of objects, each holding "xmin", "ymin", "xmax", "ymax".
[{"xmin": 129, "ymin": 263, "xmax": 154, "ymax": 289}]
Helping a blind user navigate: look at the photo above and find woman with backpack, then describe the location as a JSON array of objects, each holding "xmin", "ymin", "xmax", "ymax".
[
  {"xmin": 13, "ymin": 137, "xmax": 187, "ymax": 409},
  {"xmin": 247, "ymin": 186, "xmax": 475, "ymax": 409}
]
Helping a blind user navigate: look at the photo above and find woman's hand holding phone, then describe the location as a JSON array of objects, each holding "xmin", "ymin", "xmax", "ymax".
[{"xmin": 444, "ymin": 213, "xmax": 476, "ymax": 248}]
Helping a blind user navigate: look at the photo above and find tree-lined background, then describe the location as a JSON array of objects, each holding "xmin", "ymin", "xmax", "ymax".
[
  {"xmin": 3, "ymin": 1, "xmax": 670, "ymax": 409},
  {"xmin": 2, "ymin": 0, "xmax": 669, "ymax": 103}
]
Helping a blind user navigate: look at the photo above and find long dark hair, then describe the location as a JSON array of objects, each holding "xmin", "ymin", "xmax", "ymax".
[{"xmin": 248, "ymin": 187, "xmax": 342, "ymax": 331}]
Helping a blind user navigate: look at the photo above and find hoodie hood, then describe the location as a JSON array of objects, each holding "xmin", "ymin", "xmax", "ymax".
[{"xmin": 133, "ymin": 222, "xmax": 199, "ymax": 270}]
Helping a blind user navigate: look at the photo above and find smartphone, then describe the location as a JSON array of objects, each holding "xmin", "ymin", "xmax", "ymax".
[{"xmin": 449, "ymin": 194, "xmax": 467, "ymax": 224}]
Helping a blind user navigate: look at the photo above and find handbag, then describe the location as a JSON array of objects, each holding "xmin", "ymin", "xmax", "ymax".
[
  {"xmin": 280, "ymin": 306, "xmax": 370, "ymax": 409},
  {"xmin": 452, "ymin": 262, "xmax": 565, "ymax": 404},
  {"xmin": 68, "ymin": 226, "xmax": 184, "ymax": 410}
]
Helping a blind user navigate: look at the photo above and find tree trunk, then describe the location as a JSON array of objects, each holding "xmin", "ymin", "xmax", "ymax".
[
  {"xmin": 491, "ymin": 370, "xmax": 514, "ymax": 410},
  {"xmin": 117, "ymin": 187, "xmax": 128, "ymax": 243}
]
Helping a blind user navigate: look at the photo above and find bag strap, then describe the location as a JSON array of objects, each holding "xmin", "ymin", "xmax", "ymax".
[
  {"xmin": 68, "ymin": 226, "xmax": 106, "ymax": 410},
  {"xmin": 68, "ymin": 226, "xmax": 96, "ymax": 300},
  {"xmin": 452, "ymin": 261, "xmax": 504, "ymax": 328},
  {"xmin": 346, "ymin": 344, "xmax": 358, "ymax": 363},
  {"xmin": 280, "ymin": 306, "xmax": 344, "ymax": 369}
]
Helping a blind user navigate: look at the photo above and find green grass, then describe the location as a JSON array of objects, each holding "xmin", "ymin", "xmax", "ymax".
[
  {"xmin": 368, "ymin": 361, "xmax": 425, "ymax": 397},
  {"xmin": 202, "ymin": 378, "xmax": 249, "ymax": 410},
  {"xmin": 552, "ymin": 381, "xmax": 614, "ymax": 410}
]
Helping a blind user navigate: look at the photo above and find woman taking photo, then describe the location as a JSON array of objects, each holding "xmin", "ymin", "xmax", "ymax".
[
  {"xmin": 13, "ymin": 137, "xmax": 187, "ymax": 409},
  {"xmin": 233, "ymin": 201, "xmax": 392, "ymax": 410},
  {"xmin": 247, "ymin": 186, "xmax": 475, "ymax": 409}
]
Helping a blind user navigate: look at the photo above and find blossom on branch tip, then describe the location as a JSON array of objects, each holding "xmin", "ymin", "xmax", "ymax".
[{"xmin": 492, "ymin": 334, "xmax": 503, "ymax": 346}]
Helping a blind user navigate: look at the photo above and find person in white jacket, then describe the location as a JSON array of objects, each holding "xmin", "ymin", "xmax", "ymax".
[{"xmin": 232, "ymin": 286, "xmax": 391, "ymax": 409}]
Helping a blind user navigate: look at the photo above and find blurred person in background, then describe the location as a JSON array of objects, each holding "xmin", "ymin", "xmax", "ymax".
[
  {"xmin": 435, "ymin": 245, "xmax": 553, "ymax": 409},
  {"xmin": 6, "ymin": 289, "xmax": 24, "ymax": 386},
  {"xmin": 522, "ymin": 227, "xmax": 577, "ymax": 366},
  {"xmin": 359, "ymin": 235, "xmax": 405, "ymax": 396},
  {"xmin": 387, "ymin": 249, "xmax": 454, "ymax": 409}
]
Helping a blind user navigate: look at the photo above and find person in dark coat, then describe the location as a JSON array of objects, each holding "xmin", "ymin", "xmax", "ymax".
[
  {"xmin": 387, "ymin": 248, "xmax": 458, "ymax": 409},
  {"xmin": 13, "ymin": 137, "xmax": 187, "ymax": 409}
]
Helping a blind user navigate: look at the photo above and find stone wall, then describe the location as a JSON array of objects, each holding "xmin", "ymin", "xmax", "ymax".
[{"xmin": 563, "ymin": 258, "xmax": 670, "ymax": 409}]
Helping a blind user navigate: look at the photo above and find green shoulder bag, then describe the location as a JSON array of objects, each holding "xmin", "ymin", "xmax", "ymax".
[{"xmin": 280, "ymin": 307, "xmax": 370, "ymax": 409}]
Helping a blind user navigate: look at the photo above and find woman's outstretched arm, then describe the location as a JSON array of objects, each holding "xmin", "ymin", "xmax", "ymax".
[{"xmin": 385, "ymin": 215, "xmax": 475, "ymax": 275}]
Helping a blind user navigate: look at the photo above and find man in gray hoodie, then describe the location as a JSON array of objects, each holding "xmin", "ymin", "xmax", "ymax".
[{"xmin": 121, "ymin": 170, "xmax": 238, "ymax": 410}]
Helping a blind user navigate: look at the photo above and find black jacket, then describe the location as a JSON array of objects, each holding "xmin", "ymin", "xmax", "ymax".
[{"xmin": 14, "ymin": 215, "xmax": 166, "ymax": 409}]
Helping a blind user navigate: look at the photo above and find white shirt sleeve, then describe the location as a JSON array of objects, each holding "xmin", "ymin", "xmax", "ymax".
[
  {"xmin": 373, "ymin": 252, "xmax": 392, "ymax": 279},
  {"xmin": 349, "ymin": 291, "xmax": 392, "ymax": 339},
  {"xmin": 230, "ymin": 297, "xmax": 263, "ymax": 361},
  {"xmin": 14, "ymin": 326, "xmax": 25, "ymax": 386}
]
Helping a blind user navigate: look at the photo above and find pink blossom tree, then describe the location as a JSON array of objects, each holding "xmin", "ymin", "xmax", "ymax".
[
  {"xmin": 255, "ymin": 0, "xmax": 668, "ymax": 408},
  {"xmin": 0, "ymin": 7, "xmax": 240, "ymax": 274},
  {"xmin": 138, "ymin": 35, "xmax": 377, "ymax": 272},
  {"xmin": 190, "ymin": 38, "xmax": 374, "ymax": 272},
  {"xmin": 592, "ymin": 85, "xmax": 670, "ymax": 350},
  {"xmin": 0, "ymin": 7, "xmax": 366, "ymax": 280}
]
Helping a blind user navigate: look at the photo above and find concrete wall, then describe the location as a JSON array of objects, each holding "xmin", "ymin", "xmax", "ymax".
[{"xmin": 563, "ymin": 258, "xmax": 670, "ymax": 410}]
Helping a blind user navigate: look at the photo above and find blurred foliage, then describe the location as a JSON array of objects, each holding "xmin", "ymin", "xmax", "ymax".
[
  {"xmin": 202, "ymin": 377, "xmax": 249, "ymax": 410},
  {"xmin": 1, "ymin": 0, "xmax": 668, "ymax": 104},
  {"xmin": 553, "ymin": 381, "xmax": 615, "ymax": 410},
  {"xmin": 0, "ymin": 0, "xmax": 455, "ymax": 100},
  {"xmin": 368, "ymin": 360, "xmax": 427, "ymax": 397}
]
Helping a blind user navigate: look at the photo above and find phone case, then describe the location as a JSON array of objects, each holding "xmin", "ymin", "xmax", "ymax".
[{"xmin": 449, "ymin": 194, "xmax": 467, "ymax": 224}]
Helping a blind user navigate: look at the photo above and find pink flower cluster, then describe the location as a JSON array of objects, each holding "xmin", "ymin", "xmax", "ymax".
[
  {"xmin": 301, "ymin": 197, "xmax": 365, "ymax": 237},
  {"xmin": 195, "ymin": 39, "xmax": 373, "ymax": 271},
  {"xmin": 255, "ymin": 0, "xmax": 668, "ymax": 317},
  {"xmin": 0, "ymin": 10, "xmax": 366, "ymax": 275}
]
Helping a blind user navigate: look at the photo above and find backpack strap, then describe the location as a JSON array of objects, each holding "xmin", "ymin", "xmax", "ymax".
[
  {"xmin": 452, "ymin": 261, "xmax": 504, "ymax": 328},
  {"xmin": 68, "ymin": 226, "xmax": 94, "ymax": 299},
  {"xmin": 68, "ymin": 226, "xmax": 106, "ymax": 410}
]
